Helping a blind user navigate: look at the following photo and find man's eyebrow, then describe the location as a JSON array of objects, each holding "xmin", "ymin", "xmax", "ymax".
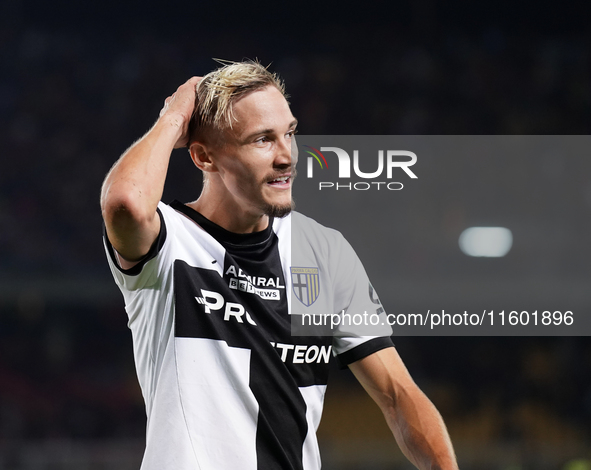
[{"xmin": 242, "ymin": 119, "xmax": 299, "ymax": 142}]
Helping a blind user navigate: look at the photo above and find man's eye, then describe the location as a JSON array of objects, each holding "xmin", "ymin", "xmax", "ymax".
[{"xmin": 256, "ymin": 136, "xmax": 269, "ymax": 143}]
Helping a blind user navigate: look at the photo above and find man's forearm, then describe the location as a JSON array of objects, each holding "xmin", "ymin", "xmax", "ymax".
[
  {"xmin": 384, "ymin": 384, "xmax": 458, "ymax": 470},
  {"xmin": 101, "ymin": 116, "xmax": 182, "ymax": 224},
  {"xmin": 349, "ymin": 348, "xmax": 458, "ymax": 470}
]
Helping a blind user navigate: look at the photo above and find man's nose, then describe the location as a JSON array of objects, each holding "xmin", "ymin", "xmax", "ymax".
[{"xmin": 274, "ymin": 138, "xmax": 292, "ymax": 167}]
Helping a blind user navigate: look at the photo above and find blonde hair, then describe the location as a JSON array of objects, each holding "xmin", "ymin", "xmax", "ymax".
[{"xmin": 189, "ymin": 59, "xmax": 286, "ymax": 142}]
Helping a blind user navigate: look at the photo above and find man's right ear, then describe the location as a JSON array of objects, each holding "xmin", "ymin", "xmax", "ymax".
[{"xmin": 189, "ymin": 142, "xmax": 217, "ymax": 173}]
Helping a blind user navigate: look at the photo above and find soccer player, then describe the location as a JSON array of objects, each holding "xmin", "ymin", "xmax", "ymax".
[{"xmin": 100, "ymin": 61, "xmax": 458, "ymax": 470}]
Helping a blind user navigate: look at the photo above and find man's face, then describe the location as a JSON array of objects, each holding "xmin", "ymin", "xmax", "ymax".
[{"xmin": 210, "ymin": 86, "xmax": 298, "ymax": 218}]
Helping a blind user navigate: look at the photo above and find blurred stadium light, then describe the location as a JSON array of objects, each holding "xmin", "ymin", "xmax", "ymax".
[{"xmin": 459, "ymin": 227, "xmax": 513, "ymax": 257}]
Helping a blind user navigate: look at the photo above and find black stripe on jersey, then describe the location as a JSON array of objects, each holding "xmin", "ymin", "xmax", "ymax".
[
  {"xmin": 335, "ymin": 337, "xmax": 394, "ymax": 369},
  {"xmin": 174, "ymin": 261, "xmax": 316, "ymax": 470},
  {"xmin": 103, "ymin": 208, "xmax": 167, "ymax": 276}
]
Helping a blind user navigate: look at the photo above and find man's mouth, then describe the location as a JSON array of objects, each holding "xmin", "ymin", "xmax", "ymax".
[{"xmin": 267, "ymin": 175, "xmax": 291, "ymax": 186}]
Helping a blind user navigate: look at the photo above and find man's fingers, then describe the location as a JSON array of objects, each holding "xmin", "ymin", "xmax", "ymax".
[
  {"xmin": 177, "ymin": 77, "xmax": 202, "ymax": 100},
  {"xmin": 167, "ymin": 78, "xmax": 202, "ymax": 112},
  {"xmin": 186, "ymin": 76, "xmax": 202, "ymax": 86}
]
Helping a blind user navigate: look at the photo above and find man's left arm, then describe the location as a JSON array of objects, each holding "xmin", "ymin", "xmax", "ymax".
[{"xmin": 348, "ymin": 346, "xmax": 459, "ymax": 470}]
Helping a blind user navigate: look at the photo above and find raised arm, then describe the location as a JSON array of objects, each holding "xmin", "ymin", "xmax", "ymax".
[
  {"xmin": 349, "ymin": 346, "xmax": 458, "ymax": 470},
  {"xmin": 100, "ymin": 77, "xmax": 201, "ymax": 264}
]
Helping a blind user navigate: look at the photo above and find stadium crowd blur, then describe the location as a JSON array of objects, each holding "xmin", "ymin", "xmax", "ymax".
[{"xmin": 1, "ymin": 1, "xmax": 591, "ymax": 467}]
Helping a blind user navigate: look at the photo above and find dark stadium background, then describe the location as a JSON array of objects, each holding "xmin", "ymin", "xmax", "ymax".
[{"xmin": 1, "ymin": 0, "xmax": 591, "ymax": 468}]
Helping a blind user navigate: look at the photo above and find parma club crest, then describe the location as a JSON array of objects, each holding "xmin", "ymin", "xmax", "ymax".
[{"xmin": 290, "ymin": 267, "xmax": 320, "ymax": 306}]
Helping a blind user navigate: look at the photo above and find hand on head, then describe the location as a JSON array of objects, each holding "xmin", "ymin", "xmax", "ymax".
[{"xmin": 159, "ymin": 76, "xmax": 202, "ymax": 149}]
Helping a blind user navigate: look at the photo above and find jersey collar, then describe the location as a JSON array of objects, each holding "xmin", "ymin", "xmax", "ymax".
[{"xmin": 169, "ymin": 200, "xmax": 275, "ymax": 247}]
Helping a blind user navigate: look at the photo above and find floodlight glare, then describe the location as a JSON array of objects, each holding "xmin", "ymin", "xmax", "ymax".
[{"xmin": 458, "ymin": 227, "xmax": 513, "ymax": 257}]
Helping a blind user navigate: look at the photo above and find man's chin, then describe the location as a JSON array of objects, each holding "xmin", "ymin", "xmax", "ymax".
[{"xmin": 264, "ymin": 200, "xmax": 295, "ymax": 218}]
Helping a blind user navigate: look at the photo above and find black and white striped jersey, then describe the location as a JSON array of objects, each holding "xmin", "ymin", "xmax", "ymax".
[{"xmin": 104, "ymin": 200, "xmax": 393, "ymax": 470}]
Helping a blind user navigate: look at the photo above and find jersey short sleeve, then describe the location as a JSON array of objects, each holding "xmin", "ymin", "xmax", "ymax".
[
  {"xmin": 103, "ymin": 207, "xmax": 171, "ymax": 292},
  {"xmin": 329, "ymin": 233, "xmax": 394, "ymax": 367},
  {"xmin": 289, "ymin": 212, "xmax": 393, "ymax": 369}
]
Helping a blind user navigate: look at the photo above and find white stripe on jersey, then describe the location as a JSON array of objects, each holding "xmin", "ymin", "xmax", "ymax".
[
  {"xmin": 300, "ymin": 385, "xmax": 326, "ymax": 470},
  {"xmin": 176, "ymin": 338, "xmax": 258, "ymax": 469}
]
